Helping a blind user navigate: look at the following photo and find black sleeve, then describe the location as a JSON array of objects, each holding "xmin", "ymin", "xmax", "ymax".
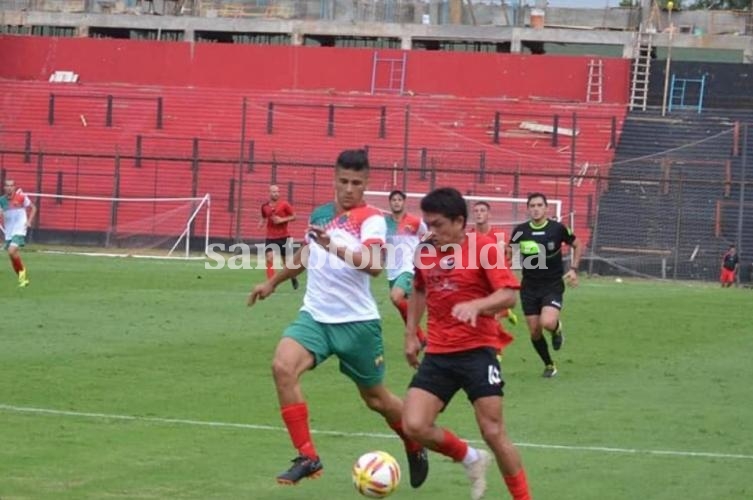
[
  {"xmin": 561, "ymin": 223, "xmax": 576, "ymax": 245},
  {"xmin": 509, "ymin": 224, "xmax": 524, "ymax": 245}
]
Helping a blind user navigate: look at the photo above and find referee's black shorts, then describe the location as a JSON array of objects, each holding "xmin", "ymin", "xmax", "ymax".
[
  {"xmin": 520, "ymin": 279, "xmax": 565, "ymax": 316},
  {"xmin": 264, "ymin": 237, "xmax": 291, "ymax": 257},
  {"xmin": 408, "ymin": 347, "xmax": 504, "ymax": 407}
]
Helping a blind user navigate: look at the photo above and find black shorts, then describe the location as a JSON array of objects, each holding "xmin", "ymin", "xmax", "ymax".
[
  {"xmin": 408, "ymin": 347, "xmax": 504, "ymax": 407},
  {"xmin": 520, "ymin": 279, "xmax": 565, "ymax": 316},
  {"xmin": 264, "ymin": 237, "xmax": 291, "ymax": 258}
]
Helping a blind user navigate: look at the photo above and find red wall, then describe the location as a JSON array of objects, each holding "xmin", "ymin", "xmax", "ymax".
[{"xmin": 0, "ymin": 35, "xmax": 630, "ymax": 103}]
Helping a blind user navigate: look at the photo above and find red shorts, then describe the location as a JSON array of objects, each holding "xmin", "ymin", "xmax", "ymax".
[{"xmin": 720, "ymin": 268, "xmax": 736, "ymax": 283}]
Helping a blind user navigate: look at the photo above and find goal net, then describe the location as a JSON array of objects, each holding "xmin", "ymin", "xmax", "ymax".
[
  {"xmin": 365, "ymin": 190, "xmax": 563, "ymax": 240},
  {"xmin": 20, "ymin": 193, "xmax": 211, "ymax": 259}
]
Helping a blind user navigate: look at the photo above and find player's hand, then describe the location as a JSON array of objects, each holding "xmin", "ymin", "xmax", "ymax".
[
  {"xmin": 404, "ymin": 331, "xmax": 422, "ymax": 369},
  {"xmin": 247, "ymin": 281, "xmax": 276, "ymax": 306},
  {"xmin": 564, "ymin": 269, "xmax": 579, "ymax": 287},
  {"xmin": 307, "ymin": 225, "xmax": 331, "ymax": 248},
  {"xmin": 271, "ymin": 216, "xmax": 283, "ymax": 224},
  {"xmin": 452, "ymin": 301, "xmax": 481, "ymax": 327}
]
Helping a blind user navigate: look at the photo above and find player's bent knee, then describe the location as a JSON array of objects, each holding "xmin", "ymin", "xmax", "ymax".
[
  {"xmin": 541, "ymin": 318, "xmax": 558, "ymax": 332},
  {"xmin": 478, "ymin": 422, "xmax": 506, "ymax": 445},
  {"xmin": 389, "ymin": 289, "xmax": 405, "ymax": 306},
  {"xmin": 400, "ymin": 415, "xmax": 428, "ymax": 442},
  {"xmin": 271, "ymin": 359, "xmax": 291, "ymax": 383},
  {"xmin": 361, "ymin": 391, "xmax": 390, "ymax": 414},
  {"xmin": 271, "ymin": 355, "xmax": 303, "ymax": 386}
]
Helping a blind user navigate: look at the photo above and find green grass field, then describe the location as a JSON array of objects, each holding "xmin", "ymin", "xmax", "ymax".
[{"xmin": 1, "ymin": 252, "xmax": 752, "ymax": 500}]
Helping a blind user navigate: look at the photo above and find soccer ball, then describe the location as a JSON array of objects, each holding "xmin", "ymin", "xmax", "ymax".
[{"xmin": 351, "ymin": 451, "xmax": 401, "ymax": 498}]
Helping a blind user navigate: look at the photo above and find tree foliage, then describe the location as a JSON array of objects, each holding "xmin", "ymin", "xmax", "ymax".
[{"xmin": 687, "ymin": 0, "xmax": 752, "ymax": 10}]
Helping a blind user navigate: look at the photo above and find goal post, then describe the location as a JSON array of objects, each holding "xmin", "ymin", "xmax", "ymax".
[
  {"xmin": 167, "ymin": 194, "xmax": 212, "ymax": 259},
  {"xmin": 24, "ymin": 193, "xmax": 212, "ymax": 260},
  {"xmin": 364, "ymin": 190, "xmax": 563, "ymax": 238}
]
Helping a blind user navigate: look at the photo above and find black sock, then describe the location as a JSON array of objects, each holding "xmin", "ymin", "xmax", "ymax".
[{"xmin": 532, "ymin": 337, "xmax": 553, "ymax": 365}]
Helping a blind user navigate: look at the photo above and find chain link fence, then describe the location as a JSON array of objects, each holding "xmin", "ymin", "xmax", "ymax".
[{"xmin": 1, "ymin": 91, "xmax": 751, "ymax": 282}]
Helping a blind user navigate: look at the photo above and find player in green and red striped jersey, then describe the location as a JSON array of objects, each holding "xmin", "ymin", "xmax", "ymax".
[{"xmin": 0, "ymin": 179, "xmax": 36, "ymax": 287}]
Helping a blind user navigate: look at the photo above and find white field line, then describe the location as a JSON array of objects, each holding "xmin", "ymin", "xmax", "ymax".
[
  {"xmin": 1, "ymin": 404, "xmax": 752, "ymax": 461},
  {"xmin": 40, "ymin": 251, "xmax": 206, "ymax": 261}
]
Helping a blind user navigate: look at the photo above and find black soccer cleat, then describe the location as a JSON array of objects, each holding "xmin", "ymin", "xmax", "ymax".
[
  {"xmin": 552, "ymin": 321, "xmax": 564, "ymax": 351},
  {"xmin": 406, "ymin": 448, "xmax": 429, "ymax": 488},
  {"xmin": 276, "ymin": 455, "xmax": 323, "ymax": 485}
]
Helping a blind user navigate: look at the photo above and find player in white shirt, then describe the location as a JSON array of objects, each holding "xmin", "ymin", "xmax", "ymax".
[
  {"xmin": 0, "ymin": 179, "xmax": 36, "ymax": 287},
  {"xmin": 247, "ymin": 150, "xmax": 429, "ymax": 488},
  {"xmin": 385, "ymin": 190, "xmax": 428, "ymax": 344}
]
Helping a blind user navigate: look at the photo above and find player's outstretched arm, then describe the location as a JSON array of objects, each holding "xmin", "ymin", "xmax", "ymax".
[
  {"xmin": 405, "ymin": 287, "xmax": 426, "ymax": 368},
  {"xmin": 247, "ymin": 246, "xmax": 307, "ymax": 306},
  {"xmin": 334, "ymin": 243, "xmax": 383, "ymax": 277},
  {"xmin": 564, "ymin": 237, "xmax": 583, "ymax": 287},
  {"xmin": 308, "ymin": 225, "xmax": 383, "ymax": 277},
  {"xmin": 26, "ymin": 201, "xmax": 37, "ymax": 228},
  {"xmin": 451, "ymin": 288, "xmax": 516, "ymax": 327}
]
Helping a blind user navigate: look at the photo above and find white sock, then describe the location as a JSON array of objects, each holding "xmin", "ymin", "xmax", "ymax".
[{"xmin": 461, "ymin": 446, "xmax": 479, "ymax": 466}]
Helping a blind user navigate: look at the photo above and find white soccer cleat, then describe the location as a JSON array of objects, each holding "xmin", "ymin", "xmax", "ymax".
[{"xmin": 463, "ymin": 448, "xmax": 492, "ymax": 500}]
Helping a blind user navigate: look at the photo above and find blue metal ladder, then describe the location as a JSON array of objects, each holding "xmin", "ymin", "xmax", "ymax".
[{"xmin": 668, "ymin": 74, "xmax": 707, "ymax": 114}]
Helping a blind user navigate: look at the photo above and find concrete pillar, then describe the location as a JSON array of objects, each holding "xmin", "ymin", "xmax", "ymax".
[
  {"xmin": 449, "ymin": 0, "xmax": 462, "ymax": 24},
  {"xmin": 401, "ymin": 36, "xmax": 412, "ymax": 50},
  {"xmin": 183, "ymin": 28, "xmax": 194, "ymax": 43},
  {"xmin": 430, "ymin": 0, "xmax": 441, "ymax": 24},
  {"xmin": 291, "ymin": 31, "xmax": 304, "ymax": 46},
  {"xmin": 510, "ymin": 30, "xmax": 521, "ymax": 53},
  {"xmin": 622, "ymin": 34, "xmax": 636, "ymax": 59},
  {"xmin": 640, "ymin": 0, "xmax": 652, "ymax": 30},
  {"xmin": 77, "ymin": 25, "xmax": 89, "ymax": 37}
]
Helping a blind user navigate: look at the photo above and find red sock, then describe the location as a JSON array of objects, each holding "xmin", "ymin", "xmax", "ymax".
[
  {"xmin": 396, "ymin": 298, "xmax": 427, "ymax": 344},
  {"xmin": 10, "ymin": 254, "xmax": 23, "ymax": 274},
  {"xmin": 388, "ymin": 419, "xmax": 423, "ymax": 453},
  {"xmin": 265, "ymin": 259, "xmax": 274, "ymax": 280},
  {"xmin": 280, "ymin": 402, "xmax": 318, "ymax": 459},
  {"xmin": 503, "ymin": 469, "xmax": 531, "ymax": 500},
  {"xmin": 434, "ymin": 428, "xmax": 468, "ymax": 462}
]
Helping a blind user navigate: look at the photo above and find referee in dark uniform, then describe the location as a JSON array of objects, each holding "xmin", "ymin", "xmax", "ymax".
[{"xmin": 508, "ymin": 193, "xmax": 582, "ymax": 378}]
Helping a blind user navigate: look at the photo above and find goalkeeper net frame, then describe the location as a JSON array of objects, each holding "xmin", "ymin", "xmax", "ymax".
[{"xmin": 16, "ymin": 193, "xmax": 212, "ymax": 260}]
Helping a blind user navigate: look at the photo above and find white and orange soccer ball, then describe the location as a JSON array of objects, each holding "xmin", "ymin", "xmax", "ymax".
[{"xmin": 351, "ymin": 450, "xmax": 401, "ymax": 498}]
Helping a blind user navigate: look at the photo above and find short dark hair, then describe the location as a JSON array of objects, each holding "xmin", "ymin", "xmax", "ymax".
[
  {"xmin": 473, "ymin": 201, "xmax": 491, "ymax": 210},
  {"xmin": 389, "ymin": 190, "xmax": 406, "ymax": 201},
  {"xmin": 527, "ymin": 192, "xmax": 548, "ymax": 206},
  {"xmin": 420, "ymin": 187, "xmax": 467, "ymax": 227},
  {"xmin": 336, "ymin": 149, "xmax": 369, "ymax": 171}
]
